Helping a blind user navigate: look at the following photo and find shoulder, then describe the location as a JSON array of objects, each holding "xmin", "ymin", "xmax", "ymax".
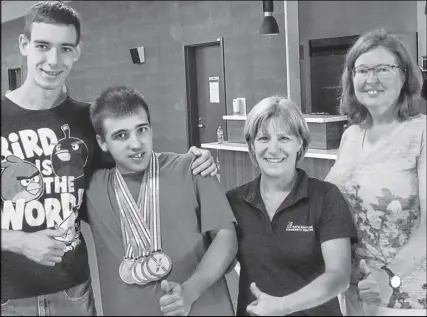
[
  {"xmin": 401, "ymin": 114, "xmax": 426, "ymax": 151},
  {"xmin": 1, "ymin": 96, "xmax": 20, "ymax": 115},
  {"xmin": 158, "ymin": 152, "xmax": 194, "ymax": 171},
  {"xmin": 406, "ymin": 114, "xmax": 426, "ymax": 131},
  {"xmin": 87, "ymin": 168, "xmax": 113, "ymax": 197},
  {"xmin": 306, "ymin": 175, "xmax": 343, "ymax": 200},
  {"xmin": 65, "ymin": 96, "xmax": 91, "ymax": 114},
  {"xmin": 67, "ymin": 96, "xmax": 90, "ymax": 108},
  {"xmin": 341, "ymin": 124, "xmax": 362, "ymax": 140},
  {"xmin": 158, "ymin": 152, "xmax": 195, "ymax": 181},
  {"xmin": 226, "ymin": 178, "xmax": 258, "ymax": 202}
]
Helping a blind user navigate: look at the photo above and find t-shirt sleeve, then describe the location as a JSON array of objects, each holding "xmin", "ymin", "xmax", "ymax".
[
  {"xmin": 317, "ymin": 184, "xmax": 358, "ymax": 244},
  {"xmin": 194, "ymin": 174, "xmax": 237, "ymax": 234}
]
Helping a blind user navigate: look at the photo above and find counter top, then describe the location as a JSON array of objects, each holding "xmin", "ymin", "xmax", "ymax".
[
  {"xmin": 201, "ymin": 142, "xmax": 338, "ymax": 160},
  {"xmin": 222, "ymin": 114, "xmax": 348, "ymax": 123}
]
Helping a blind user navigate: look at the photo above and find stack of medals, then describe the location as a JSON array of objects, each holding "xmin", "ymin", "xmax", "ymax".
[{"xmin": 114, "ymin": 152, "xmax": 172, "ymax": 285}]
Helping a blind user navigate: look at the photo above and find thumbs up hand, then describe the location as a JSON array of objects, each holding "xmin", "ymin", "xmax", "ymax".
[
  {"xmin": 159, "ymin": 280, "xmax": 193, "ymax": 316},
  {"xmin": 246, "ymin": 283, "xmax": 286, "ymax": 316},
  {"xmin": 359, "ymin": 259, "xmax": 372, "ymax": 277},
  {"xmin": 357, "ymin": 260, "xmax": 393, "ymax": 306},
  {"xmin": 161, "ymin": 280, "xmax": 177, "ymax": 294}
]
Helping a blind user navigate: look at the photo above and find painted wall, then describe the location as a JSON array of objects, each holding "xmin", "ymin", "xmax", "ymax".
[
  {"xmin": 1, "ymin": 1, "xmax": 287, "ymax": 314},
  {"xmin": 1, "ymin": 0, "xmax": 287, "ymax": 153},
  {"xmin": 298, "ymin": 1, "xmax": 419, "ymax": 113}
]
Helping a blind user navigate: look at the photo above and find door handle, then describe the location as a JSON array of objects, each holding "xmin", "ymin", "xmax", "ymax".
[{"xmin": 197, "ymin": 118, "xmax": 205, "ymax": 128}]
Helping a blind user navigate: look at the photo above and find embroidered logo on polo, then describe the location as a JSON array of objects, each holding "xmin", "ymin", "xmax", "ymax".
[{"xmin": 286, "ymin": 221, "xmax": 314, "ymax": 232}]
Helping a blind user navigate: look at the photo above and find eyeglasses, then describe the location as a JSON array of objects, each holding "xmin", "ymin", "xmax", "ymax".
[{"xmin": 352, "ymin": 64, "xmax": 404, "ymax": 80}]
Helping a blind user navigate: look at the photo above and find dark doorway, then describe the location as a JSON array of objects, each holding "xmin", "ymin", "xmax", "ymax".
[
  {"xmin": 8, "ymin": 67, "xmax": 23, "ymax": 91},
  {"xmin": 184, "ymin": 38, "xmax": 227, "ymax": 148},
  {"xmin": 309, "ymin": 35, "xmax": 358, "ymax": 114}
]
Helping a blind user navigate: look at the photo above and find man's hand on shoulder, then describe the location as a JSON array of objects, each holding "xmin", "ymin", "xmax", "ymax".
[{"xmin": 188, "ymin": 146, "xmax": 217, "ymax": 177}]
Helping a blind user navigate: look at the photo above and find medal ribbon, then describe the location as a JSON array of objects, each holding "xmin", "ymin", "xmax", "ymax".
[{"xmin": 114, "ymin": 152, "xmax": 162, "ymax": 258}]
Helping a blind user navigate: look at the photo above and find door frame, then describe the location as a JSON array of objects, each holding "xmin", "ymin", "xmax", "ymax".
[
  {"xmin": 183, "ymin": 37, "xmax": 227, "ymax": 148},
  {"xmin": 284, "ymin": 1, "xmax": 301, "ymax": 108}
]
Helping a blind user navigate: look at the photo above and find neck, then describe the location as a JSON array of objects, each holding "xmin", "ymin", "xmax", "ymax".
[
  {"xmin": 120, "ymin": 168, "xmax": 146, "ymax": 180},
  {"xmin": 10, "ymin": 79, "xmax": 65, "ymax": 110},
  {"xmin": 367, "ymin": 103, "xmax": 399, "ymax": 128},
  {"xmin": 260, "ymin": 168, "xmax": 298, "ymax": 195}
]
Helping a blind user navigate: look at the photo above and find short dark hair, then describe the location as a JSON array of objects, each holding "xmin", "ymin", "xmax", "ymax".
[
  {"xmin": 90, "ymin": 86, "xmax": 151, "ymax": 138},
  {"xmin": 24, "ymin": 1, "xmax": 81, "ymax": 45},
  {"xmin": 340, "ymin": 28, "xmax": 423, "ymax": 125}
]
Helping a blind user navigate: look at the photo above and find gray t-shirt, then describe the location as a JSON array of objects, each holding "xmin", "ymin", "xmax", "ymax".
[{"xmin": 86, "ymin": 152, "xmax": 236, "ymax": 315}]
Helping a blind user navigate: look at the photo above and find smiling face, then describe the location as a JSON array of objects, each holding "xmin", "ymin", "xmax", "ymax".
[
  {"xmin": 97, "ymin": 108, "xmax": 153, "ymax": 175},
  {"xmin": 252, "ymin": 118, "xmax": 302, "ymax": 179},
  {"xmin": 353, "ymin": 46, "xmax": 405, "ymax": 116},
  {"xmin": 19, "ymin": 22, "xmax": 81, "ymax": 91}
]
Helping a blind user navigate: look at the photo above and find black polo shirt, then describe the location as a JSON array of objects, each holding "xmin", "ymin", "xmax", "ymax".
[{"xmin": 226, "ymin": 169, "xmax": 357, "ymax": 316}]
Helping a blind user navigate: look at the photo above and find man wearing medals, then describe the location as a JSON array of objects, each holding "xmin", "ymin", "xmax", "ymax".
[
  {"xmin": 1, "ymin": 2, "xmax": 219, "ymax": 315},
  {"xmin": 86, "ymin": 86, "xmax": 238, "ymax": 316}
]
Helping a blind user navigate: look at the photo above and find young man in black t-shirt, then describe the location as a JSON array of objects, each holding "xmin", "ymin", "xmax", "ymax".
[{"xmin": 1, "ymin": 1, "xmax": 216, "ymax": 315}]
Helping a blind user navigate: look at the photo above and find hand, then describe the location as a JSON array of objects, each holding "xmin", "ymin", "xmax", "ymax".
[
  {"xmin": 188, "ymin": 146, "xmax": 217, "ymax": 177},
  {"xmin": 246, "ymin": 283, "xmax": 286, "ymax": 316},
  {"xmin": 159, "ymin": 280, "xmax": 194, "ymax": 316},
  {"xmin": 357, "ymin": 260, "xmax": 393, "ymax": 306},
  {"xmin": 21, "ymin": 228, "xmax": 67, "ymax": 266}
]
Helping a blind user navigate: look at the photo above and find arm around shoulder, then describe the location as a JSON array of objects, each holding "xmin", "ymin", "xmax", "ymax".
[
  {"xmin": 1, "ymin": 228, "xmax": 67, "ymax": 266},
  {"xmin": 2, "ymin": 229, "xmax": 28, "ymax": 253}
]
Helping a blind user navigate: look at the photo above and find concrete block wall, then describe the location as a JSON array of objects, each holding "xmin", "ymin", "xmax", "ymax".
[
  {"xmin": 1, "ymin": 2, "xmax": 287, "ymax": 314},
  {"xmin": 2, "ymin": 1, "xmax": 287, "ymax": 153}
]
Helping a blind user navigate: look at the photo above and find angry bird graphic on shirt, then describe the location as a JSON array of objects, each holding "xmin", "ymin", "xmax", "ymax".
[
  {"xmin": 51, "ymin": 124, "xmax": 89, "ymax": 179},
  {"xmin": 1, "ymin": 155, "xmax": 44, "ymax": 203}
]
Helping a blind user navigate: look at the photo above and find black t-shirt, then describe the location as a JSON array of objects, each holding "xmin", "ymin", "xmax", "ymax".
[
  {"xmin": 1, "ymin": 96, "xmax": 106, "ymax": 299},
  {"xmin": 226, "ymin": 169, "xmax": 358, "ymax": 316}
]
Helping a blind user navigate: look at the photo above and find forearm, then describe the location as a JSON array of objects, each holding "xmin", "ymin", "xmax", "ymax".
[
  {"xmin": 1, "ymin": 229, "xmax": 26, "ymax": 253},
  {"xmin": 183, "ymin": 227, "xmax": 237, "ymax": 302},
  {"xmin": 387, "ymin": 223, "xmax": 426, "ymax": 278},
  {"xmin": 281, "ymin": 270, "xmax": 349, "ymax": 315}
]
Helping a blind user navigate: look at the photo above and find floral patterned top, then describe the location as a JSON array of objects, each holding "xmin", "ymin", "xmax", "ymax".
[{"xmin": 325, "ymin": 114, "xmax": 426, "ymax": 310}]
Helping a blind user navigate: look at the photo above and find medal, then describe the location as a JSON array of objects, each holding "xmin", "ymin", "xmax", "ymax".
[
  {"xmin": 141, "ymin": 259, "xmax": 158, "ymax": 281},
  {"xmin": 114, "ymin": 153, "xmax": 174, "ymax": 285},
  {"xmin": 131, "ymin": 258, "xmax": 149, "ymax": 285},
  {"xmin": 146, "ymin": 252, "xmax": 172, "ymax": 278},
  {"xmin": 119, "ymin": 259, "xmax": 136, "ymax": 284}
]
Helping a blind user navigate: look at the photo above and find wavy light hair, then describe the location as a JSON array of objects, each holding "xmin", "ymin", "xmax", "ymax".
[{"xmin": 340, "ymin": 28, "xmax": 423, "ymax": 126}]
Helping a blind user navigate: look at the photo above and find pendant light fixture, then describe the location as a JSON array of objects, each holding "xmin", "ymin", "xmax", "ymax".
[{"xmin": 259, "ymin": 0, "xmax": 279, "ymax": 36}]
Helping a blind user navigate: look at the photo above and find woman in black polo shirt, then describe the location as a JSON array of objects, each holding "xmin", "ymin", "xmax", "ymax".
[{"xmin": 226, "ymin": 96, "xmax": 357, "ymax": 316}]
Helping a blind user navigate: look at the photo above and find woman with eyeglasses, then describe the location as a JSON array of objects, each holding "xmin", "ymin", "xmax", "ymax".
[{"xmin": 325, "ymin": 29, "xmax": 426, "ymax": 316}]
